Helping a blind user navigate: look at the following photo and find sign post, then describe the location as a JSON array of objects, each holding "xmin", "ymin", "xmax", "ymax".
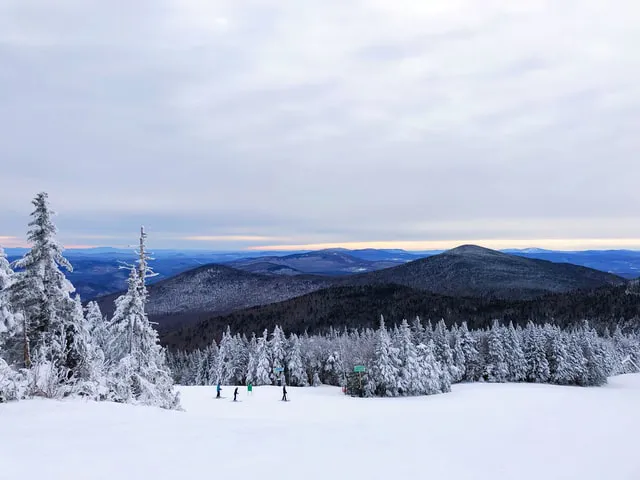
[
  {"xmin": 353, "ymin": 365, "xmax": 366, "ymax": 393},
  {"xmin": 274, "ymin": 367, "xmax": 285, "ymax": 385}
]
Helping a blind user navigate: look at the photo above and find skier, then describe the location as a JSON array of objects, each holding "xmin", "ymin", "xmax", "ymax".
[
  {"xmin": 247, "ymin": 382, "xmax": 253, "ymax": 396},
  {"xmin": 282, "ymin": 384, "xmax": 288, "ymax": 402},
  {"xmin": 233, "ymin": 387, "xmax": 239, "ymax": 402},
  {"xmin": 216, "ymin": 382, "xmax": 222, "ymax": 399}
]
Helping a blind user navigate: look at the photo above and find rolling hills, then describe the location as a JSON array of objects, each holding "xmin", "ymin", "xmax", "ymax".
[{"xmin": 227, "ymin": 249, "xmax": 407, "ymax": 276}]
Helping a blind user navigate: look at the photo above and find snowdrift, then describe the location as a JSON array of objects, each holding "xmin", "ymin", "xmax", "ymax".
[{"xmin": 2, "ymin": 375, "xmax": 640, "ymax": 480}]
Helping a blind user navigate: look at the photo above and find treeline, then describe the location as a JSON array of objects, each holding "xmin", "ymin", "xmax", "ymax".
[
  {"xmin": 167, "ymin": 317, "xmax": 640, "ymax": 397},
  {"xmin": 0, "ymin": 193, "xmax": 179, "ymax": 408},
  {"xmin": 161, "ymin": 283, "xmax": 640, "ymax": 352}
]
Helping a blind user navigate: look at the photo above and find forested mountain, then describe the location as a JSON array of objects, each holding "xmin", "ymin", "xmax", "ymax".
[
  {"xmin": 341, "ymin": 245, "xmax": 626, "ymax": 299},
  {"xmin": 161, "ymin": 284, "xmax": 640, "ymax": 351},
  {"xmin": 97, "ymin": 264, "xmax": 332, "ymax": 332}
]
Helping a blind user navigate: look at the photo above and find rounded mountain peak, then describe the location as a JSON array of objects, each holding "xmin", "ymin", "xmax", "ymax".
[{"xmin": 444, "ymin": 245, "xmax": 504, "ymax": 257}]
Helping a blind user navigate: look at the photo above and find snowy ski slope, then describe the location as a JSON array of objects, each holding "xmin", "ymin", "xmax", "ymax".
[{"xmin": 2, "ymin": 375, "xmax": 640, "ymax": 480}]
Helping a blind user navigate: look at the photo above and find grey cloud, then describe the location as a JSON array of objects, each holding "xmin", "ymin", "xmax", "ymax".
[{"xmin": 1, "ymin": 0, "xmax": 639, "ymax": 250}]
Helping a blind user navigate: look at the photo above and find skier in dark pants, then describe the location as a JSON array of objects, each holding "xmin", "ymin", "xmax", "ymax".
[
  {"xmin": 233, "ymin": 387, "xmax": 239, "ymax": 402},
  {"xmin": 216, "ymin": 382, "xmax": 222, "ymax": 399},
  {"xmin": 282, "ymin": 385, "xmax": 288, "ymax": 402}
]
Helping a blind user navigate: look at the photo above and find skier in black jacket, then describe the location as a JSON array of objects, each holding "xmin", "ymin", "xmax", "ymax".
[
  {"xmin": 282, "ymin": 385, "xmax": 287, "ymax": 402},
  {"xmin": 233, "ymin": 387, "xmax": 239, "ymax": 402}
]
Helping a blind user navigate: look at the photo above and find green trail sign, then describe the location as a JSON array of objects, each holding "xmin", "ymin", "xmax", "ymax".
[{"xmin": 353, "ymin": 365, "xmax": 366, "ymax": 373}]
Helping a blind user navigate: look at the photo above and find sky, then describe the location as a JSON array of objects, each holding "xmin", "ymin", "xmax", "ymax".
[{"xmin": 1, "ymin": 0, "xmax": 639, "ymax": 251}]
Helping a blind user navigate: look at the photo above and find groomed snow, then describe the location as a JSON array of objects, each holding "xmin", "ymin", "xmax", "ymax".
[{"xmin": 3, "ymin": 376, "xmax": 640, "ymax": 480}]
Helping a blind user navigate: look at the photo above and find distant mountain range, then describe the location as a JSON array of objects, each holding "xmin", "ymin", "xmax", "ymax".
[
  {"xmin": 4, "ymin": 245, "xmax": 640, "ymax": 303},
  {"xmin": 226, "ymin": 249, "xmax": 412, "ymax": 276},
  {"xmin": 89, "ymin": 245, "xmax": 627, "ymax": 346}
]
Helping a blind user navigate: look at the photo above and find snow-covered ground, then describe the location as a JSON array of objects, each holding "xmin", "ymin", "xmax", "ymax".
[{"xmin": 3, "ymin": 375, "xmax": 640, "ymax": 480}]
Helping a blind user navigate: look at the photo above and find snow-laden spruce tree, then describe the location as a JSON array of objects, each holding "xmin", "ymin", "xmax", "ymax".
[
  {"xmin": 369, "ymin": 317, "xmax": 399, "ymax": 397},
  {"xmin": 64, "ymin": 295, "xmax": 104, "ymax": 394},
  {"xmin": 459, "ymin": 322, "xmax": 481, "ymax": 382},
  {"xmin": 107, "ymin": 229, "xmax": 179, "ymax": 409},
  {"xmin": 523, "ymin": 322, "xmax": 550, "ymax": 383},
  {"xmin": 0, "ymin": 246, "xmax": 19, "ymax": 358},
  {"xmin": 232, "ymin": 334, "xmax": 249, "ymax": 384},
  {"xmin": 8, "ymin": 193, "xmax": 99, "ymax": 399},
  {"xmin": 245, "ymin": 333, "xmax": 258, "ymax": 385},
  {"xmin": 485, "ymin": 321, "xmax": 509, "ymax": 383},
  {"xmin": 0, "ymin": 248, "xmax": 25, "ymax": 402},
  {"xmin": 450, "ymin": 324, "xmax": 466, "ymax": 383},
  {"xmin": 397, "ymin": 319, "xmax": 420, "ymax": 395},
  {"xmin": 9, "ymin": 193, "xmax": 79, "ymax": 373},
  {"xmin": 287, "ymin": 334, "xmax": 308, "ymax": 386},
  {"xmin": 416, "ymin": 340, "xmax": 447, "ymax": 394},
  {"xmin": 411, "ymin": 316, "xmax": 426, "ymax": 344},
  {"xmin": 197, "ymin": 343, "xmax": 218, "ymax": 386},
  {"xmin": 505, "ymin": 323, "xmax": 527, "ymax": 382},
  {"xmin": 254, "ymin": 329, "xmax": 272, "ymax": 385},
  {"xmin": 548, "ymin": 328, "xmax": 573, "ymax": 385},
  {"xmin": 217, "ymin": 326, "xmax": 233, "ymax": 384},
  {"xmin": 577, "ymin": 322, "xmax": 609, "ymax": 386},
  {"xmin": 85, "ymin": 301, "xmax": 109, "ymax": 354},
  {"xmin": 269, "ymin": 325, "xmax": 287, "ymax": 383},
  {"xmin": 433, "ymin": 320, "xmax": 456, "ymax": 385}
]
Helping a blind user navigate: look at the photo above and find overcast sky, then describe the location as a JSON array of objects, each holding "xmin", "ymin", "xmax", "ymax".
[{"xmin": 1, "ymin": 0, "xmax": 639, "ymax": 251}]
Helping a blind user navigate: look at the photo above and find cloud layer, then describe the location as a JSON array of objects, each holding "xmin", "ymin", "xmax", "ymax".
[{"xmin": 1, "ymin": 0, "xmax": 639, "ymax": 250}]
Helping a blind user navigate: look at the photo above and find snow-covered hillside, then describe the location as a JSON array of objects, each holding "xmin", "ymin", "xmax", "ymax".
[{"xmin": 3, "ymin": 375, "xmax": 640, "ymax": 480}]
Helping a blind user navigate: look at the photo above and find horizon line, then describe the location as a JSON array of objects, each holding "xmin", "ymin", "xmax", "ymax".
[{"xmin": 5, "ymin": 237, "xmax": 640, "ymax": 252}]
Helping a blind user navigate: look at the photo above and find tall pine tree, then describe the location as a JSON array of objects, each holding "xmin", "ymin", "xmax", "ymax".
[{"xmin": 107, "ymin": 229, "xmax": 179, "ymax": 409}]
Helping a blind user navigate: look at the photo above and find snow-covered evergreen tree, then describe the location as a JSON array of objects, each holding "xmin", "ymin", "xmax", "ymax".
[
  {"xmin": 107, "ymin": 230, "xmax": 179, "ymax": 410},
  {"xmin": 548, "ymin": 328, "xmax": 573, "ymax": 385},
  {"xmin": 245, "ymin": 333, "xmax": 258, "ymax": 385},
  {"xmin": 0, "ymin": 247, "xmax": 24, "ymax": 401},
  {"xmin": 269, "ymin": 325, "xmax": 286, "ymax": 383},
  {"xmin": 416, "ymin": 341, "xmax": 447, "ymax": 394},
  {"xmin": 254, "ymin": 330, "xmax": 271, "ymax": 385},
  {"xmin": 505, "ymin": 322, "xmax": 527, "ymax": 382},
  {"xmin": 450, "ymin": 324, "xmax": 466, "ymax": 383},
  {"xmin": 578, "ymin": 322, "xmax": 609, "ymax": 386},
  {"xmin": 397, "ymin": 319, "xmax": 420, "ymax": 395},
  {"xmin": 287, "ymin": 334, "xmax": 308, "ymax": 386},
  {"xmin": 433, "ymin": 320, "xmax": 455, "ymax": 385},
  {"xmin": 217, "ymin": 326, "xmax": 233, "ymax": 384},
  {"xmin": 0, "ymin": 247, "xmax": 19, "ymax": 361},
  {"xmin": 369, "ymin": 317, "xmax": 399, "ymax": 397},
  {"xmin": 10, "ymin": 193, "xmax": 78, "ymax": 373},
  {"xmin": 485, "ymin": 321, "xmax": 509, "ymax": 383},
  {"xmin": 523, "ymin": 322, "xmax": 550, "ymax": 383},
  {"xmin": 459, "ymin": 322, "xmax": 481, "ymax": 382},
  {"xmin": 85, "ymin": 301, "xmax": 109, "ymax": 356}
]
